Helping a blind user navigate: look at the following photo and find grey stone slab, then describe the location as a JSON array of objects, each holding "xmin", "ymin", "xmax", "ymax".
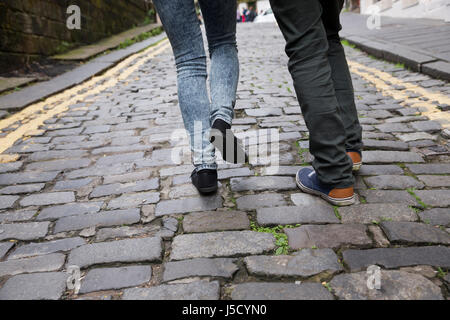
[
  {"xmin": 375, "ymin": 123, "xmax": 413, "ymax": 133},
  {"xmin": 262, "ymin": 166, "xmax": 303, "ymax": 176},
  {"xmin": 244, "ymin": 249, "xmax": 342, "ymax": 278},
  {"xmin": 422, "ymin": 60, "xmax": 450, "ymax": 81},
  {"xmin": 230, "ymin": 176, "xmax": 296, "ymax": 192},
  {"xmin": 170, "ymin": 231, "xmax": 276, "ymax": 261},
  {"xmin": 231, "ymin": 282, "xmax": 333, "ymax": 300},
  {"xmin": 163, "ymin": 258, "xmax": 238, "ymax": 282},
  {"xmin": 285, "ymin": 224, "xmax": 372, "ymax": 249},
  {"xmin": 364, "ymin": 175, "xmax": 424, "ymax": 190},
  {"xmin": 0, "ymin": 242, "xmax": 14, "ymax": 259},
  {"xmin": 362, "ymin": 139, "xmax": 409, "ymax": 151},
  {"xmin": 107, "ymin": 192, "xmax": 160, "ymax": 209},
  {"xmin": 0, "ymin": 183, "xmax": 45, "ymax": 194},
  {"xmin": 54, "ymin": 208, "xmax": 141, "ymax": 233},
  {"xmin": 236, "ymin": 193, "xmax": 287, "ymax": 210},
  {"xmin": 0, "ymin": 253, "xmax": 65, "ymax": 277},
  {"xmin": 330, "ymin": 270, "xmax": 443, "ymax": 300},
  {"xmin": 67, "ymin": 236, "xmax": 162, "ymax": 268},
  {"xmin": 103, "ymin": 171, "xmax": 151, "ymax": 184},
  {"xmin": 80, "ymin": 266, "xmax": 152, "ymax": 294},
  {"xmin": 290, "ymin": 193, "xmax": 334, "ymax": 207},
  {"xmin": 0, "ymin": 209, "xmax": 37, "ymax": 223},
  {"xmin": 339, "ymin": 203, "xmax": 418, "ymax": 224},
  {"xmin": 37, "ymin": 202, "xmax": 103, "ymax": 220},
  {"xmin": 257, "ymin": 205, "xmax": 339, "ymax": 226},
  {"xmin": 95, "ymin": 225, "xmax": 161, "ymax": 242},
  {"xmin": 360, "ymin": 190, "xmax": 417, "ymax": 205},
  {"xmin": 8, "ymin": 237, "xmax": 86, "ymax": 260},
  {"xmin": 380, "ymin": 221, "xmax": 450, "ymax": 245},
  {"xmin": 26, "ymin": 158, "xmax": 91, "ymax": 171},
  {"xmin": 123, "ymin": 281, "xmax": 220, "ymax": 300},
  {"xmin": 398, "ymin": 132, "xmax": 437, "ymax": 142},
  {"xmin": 96, "ymin": 152, "xmax": 144, "ymax": 166},
  {"xmin": 20, "ymin": 192, "xmax": 75, "ymax": 207},
  {"xmin": 155, "ymin": 194, "xmax": 222, "ymax": 216},
  {"xmin": 66, "ymin": 164, "xmax": 134, "ymax": 179},
  {"xmin": 417, "ymin": 175, "xmax": 450, "ymax": 188},
  {"xmin": 168, "ymin": 184, "xmax": 200, "ymax": 199},
  {"xmin": 414, "ymin": 190, "xmax": 450, "ymax": 207},
  {"xmin": 0, "ymin": 222, "xmax": 49, "ymax": 240},
  {"xmin": 0, "ymin": 161, "xmax": 23, "ymax": 173},
  {"xmin": 407, "ymin": 164, "xmax": 450, "ymax": 174},
  {"xmin": 358, "ymin": 165, "xmax": 404, "ymax": 176},
  {"xmin": 218, "ymin": 167, "xmax": 254, "ymax": 180},
  {"xmin": 30, "ymin": 150, "xmax": 88, "ymax": 161},
  {"xmin": 183, "ymin": 211, "xmax": 250, "ymax": 233},
  {"xmin": 0, "ymin": 195, "xmax": 19, "ymax": 209},
  {"xmin": 409, "ymin": 120, "xmax": 441, "ymax": 132},
  {"xmin": 362, "ymin": 151, "xmax": 424, "ymax": 164},
  {"xmin": 0, "ymin": 272, "xmax": 68, "ymax": 300},
  {"xmin": 419, "ymin": 208, "xmax": 450, "ymax": 227},
  {"xmin": 90, "ymin": 179, "xmax": 159, "ymax": 198},
  {"xmin": 342, "ymin": 246, "xmax": 450, "ymax": 271},
  {"xmin": 53, "ymin": 178, "xmax": 94, "ymax": 191}
]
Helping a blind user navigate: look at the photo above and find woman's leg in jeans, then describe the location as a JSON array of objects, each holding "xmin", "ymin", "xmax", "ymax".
[
  {"xmin": 320, "ymin": 0, "xmax": 363, "ymax": 152},
  {"xmin": 199, "ymin": 0, "xmax": 239, "ymax": 126},
  {"xmin": 153, "ymin": 0, "xmax": 216, "ymax": 171}
]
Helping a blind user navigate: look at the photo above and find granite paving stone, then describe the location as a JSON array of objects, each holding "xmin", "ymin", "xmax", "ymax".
[
  {"xmin": 0, "ymin": 195, "xmax": 19, "ymax": 209},
  {"xmin": 67, "ymin": 236, "xmax": 162, "ymax": 268},
  {"xmin": 257, "ymin": 205, "xmax": 339, "ymax": 226},
  {"xmin": 231, "ymin": 282, "xmax": 333, "ymax": 300},
  {"xmin": 80, "ymin": 266, "xmax": 152, "ymax": 294},
  {"xmin": 380, "ymin": 221, "xmax": 450, "ymax": 244},
  {"xmin": 0, "ymin": 183, "xmax": 45, "ymax": 194},
  {"xmin": 183, "ymin": 211, "xmax": 250, "ymax": 233},
  {"xmin": 359, "ymin": 190, "xmax": 417, "ymax": 205},
  {"xmin": 406, "ymin": 164, "xmax": 450, "ymax": 174},
  {"xmin": 236, "ymin": 193, "xmax": 287, "ymax": 210},
  {"xmin": 90, "ymin": 179, "xmax": 159, "ymax": 198},
  {"xmin": 418, "ymin": 208, "xmax": 450, "ymax": 226},
  {"xmin": 54, "ymin": 208, "xmax": 141, "ymax": 233},
  {"xmin": 230, "ymin": 176, "xmax": 296, "ymax": 192},
  {"xmin": 417, "ymin": 175, "xmax": 450, "ymax": 187},
  {"xmin": 107, "ymin": 192, "xmax": 160, "ymax": 209},
  {"xmin": 244, "ymin": 249, "xmax": 342, "ymax": 278},
  {"xmin": 20, "ymin": 192, "xmax": 75, "ymax": 207},
  {"xmin": 364, "ymin": 175, "xmax": 424, "ymax": 190},
  {"xmin": 163, "ymin": 258, "xmax": 238, "ymax": 282},
  {"xmin": 414, "ymin": 190, "xmax": 450, "ymax": 207},
  {"xmin": 285, "ymin": 224, "xmax": 372, "ymax": 249},
  {"xmin": 0, "ymin": 253, "xmax": 65, "ymax": 277},
  {"xmin": 330, "ymin": 270, "xmax": 443, "ymax": 300},
  {"xmin": 0, "ymin": 222, "xmax": 49, "ymax": 240},
  {"xmin": 8, "ymin": 237, "xmax": 86, "ymax": 260},
  {"xmin": 342, "ymin": 246, "xmax": 450, "ymax": 271},
  {"xmin": 339, "ymin": 203, "xmax": 418, "ymax": 223},
  {"xmin": 123, "ymin": 281, "xmax": 220, "ymax": 300},
  {"xmin": 0, "ymin": 272, "xmax": 68, "ymax": 300},
  {"xmin": 362, "ymin": 151, "xmax": 424, "ymax": 163},
  {"xmin": 155, "ymin": 194, "xmax": 222, "ymax": 216},
  {"xmin": 0, "ymin": 242, "xmax": 14, "ymax": 259},
  {"xmin": 170, "ymin": 231, "xmax": 276, "ymax": 261},
  {"xmin": 37, "ymin": 202, "xmax": 103, "ymax": 220}
]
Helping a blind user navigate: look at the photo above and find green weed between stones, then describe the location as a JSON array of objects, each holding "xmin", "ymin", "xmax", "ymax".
[
  {"xmin": 333, "ymin": 206, "xmax": 342, "ymax": 220},
  {"xmin": 118, "ymin": 26, "xmax": 164, "ymax": 49},
  {"xmin": 406, "ymin": 188, "xmax": 430, "ymax": 208},
  {"xmin": 250, "ymin": 222, "xmax": 299, "ymax": 255}
]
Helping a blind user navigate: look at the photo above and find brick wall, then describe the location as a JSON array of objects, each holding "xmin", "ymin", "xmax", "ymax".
[{"xmin": 0, "ymin": 0, "xmax": 152, "ymax": 71}]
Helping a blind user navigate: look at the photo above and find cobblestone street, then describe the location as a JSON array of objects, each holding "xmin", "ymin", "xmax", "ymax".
[{"xmin": 0, "ymin": 22, "xmax": 449, "ymax": 300}]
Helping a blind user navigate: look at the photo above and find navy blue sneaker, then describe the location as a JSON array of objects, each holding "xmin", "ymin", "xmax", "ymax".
[{"xmin": 296, "ymin": 167, "xmax": 355, "ymax": 206}]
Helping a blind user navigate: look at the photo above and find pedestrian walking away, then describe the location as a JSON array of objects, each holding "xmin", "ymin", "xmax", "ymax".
[
  {"xmin": 269, "ymin": 0, "xmax": 363, "ymax": 206},
  {"xmin": 152, "ymin": 0, "xmax": 246, "ymax": 195}
]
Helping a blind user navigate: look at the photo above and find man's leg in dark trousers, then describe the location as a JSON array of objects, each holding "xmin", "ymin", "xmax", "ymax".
[
  {"xmin": 320, "ymin": 0, "xmax": 363, "ymax": 152},
  {"xmin": 269, "ymin": 0, "xmax": 353, "ymax": 188}
]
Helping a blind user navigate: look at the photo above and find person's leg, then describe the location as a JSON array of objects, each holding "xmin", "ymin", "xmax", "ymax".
[
  {"xmin": 199, "ymin": 0, "xmax": 246, "ymax": 164},
  {"xmin": 152, "ymin": 0, "xmax": 216, "ymax": 173},
  {"xmin": 269, "ymin": 0, "xmax": 353, "ymax": 190},
  {"xmin": 320, "ymin": 0, "xmax": 363, "ymax": 157}
]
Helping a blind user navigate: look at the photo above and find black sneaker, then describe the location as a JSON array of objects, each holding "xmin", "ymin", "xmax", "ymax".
[
  {"xmin": 191, "ymin": 169, "xmax": 218, "ymax": 194},
  {"xmin": 210, "ymin": 119, "xmax": 248, "ymax": 164}
]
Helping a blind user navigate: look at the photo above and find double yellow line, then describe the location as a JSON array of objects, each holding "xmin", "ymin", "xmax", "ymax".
[
  {"xmin": 0, "ymin": 39, "xmax": 170, "ymax": 157},
  {"xmin": 348, "ymin": 60, "xmax": 450, "ymax": 129}
]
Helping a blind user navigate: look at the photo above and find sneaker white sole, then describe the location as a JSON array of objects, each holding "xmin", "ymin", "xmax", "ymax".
[
  {"xmin": 295, "ymin": 175, "xmax": 355, "ymax": 206},
  {"xmin": 352, "ymin": 162, "xmax": 362, "ymax": 172}
]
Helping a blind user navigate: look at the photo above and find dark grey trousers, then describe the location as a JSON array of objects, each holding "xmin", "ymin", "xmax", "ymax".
[{"xmin": 270, "ymin": 0, "xmax": 362, "ymax": 188}]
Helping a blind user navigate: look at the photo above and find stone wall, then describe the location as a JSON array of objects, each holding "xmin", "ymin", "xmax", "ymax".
[{"xmin": 0, "ymin": 0, "xmax": 153, "ymax": 71}]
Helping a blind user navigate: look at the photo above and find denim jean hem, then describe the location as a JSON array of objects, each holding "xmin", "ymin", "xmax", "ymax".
[{"xmin": 195, "ymin": 163, "xmax": 218, "ymax": 172}]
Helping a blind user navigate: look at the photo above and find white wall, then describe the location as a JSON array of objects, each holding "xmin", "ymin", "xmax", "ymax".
[{"xmin": 361, "ymin": 0, "xmax": 450, "ymax": 21}]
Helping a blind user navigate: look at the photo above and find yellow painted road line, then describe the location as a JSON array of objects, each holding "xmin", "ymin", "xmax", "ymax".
[
  {"xmin": 348, "ymin": 60, "xmax": 450, "ymax": 129},
  {"xmin": 0, "ymin": 39, "xmax": 171, "ymax": 156}
]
